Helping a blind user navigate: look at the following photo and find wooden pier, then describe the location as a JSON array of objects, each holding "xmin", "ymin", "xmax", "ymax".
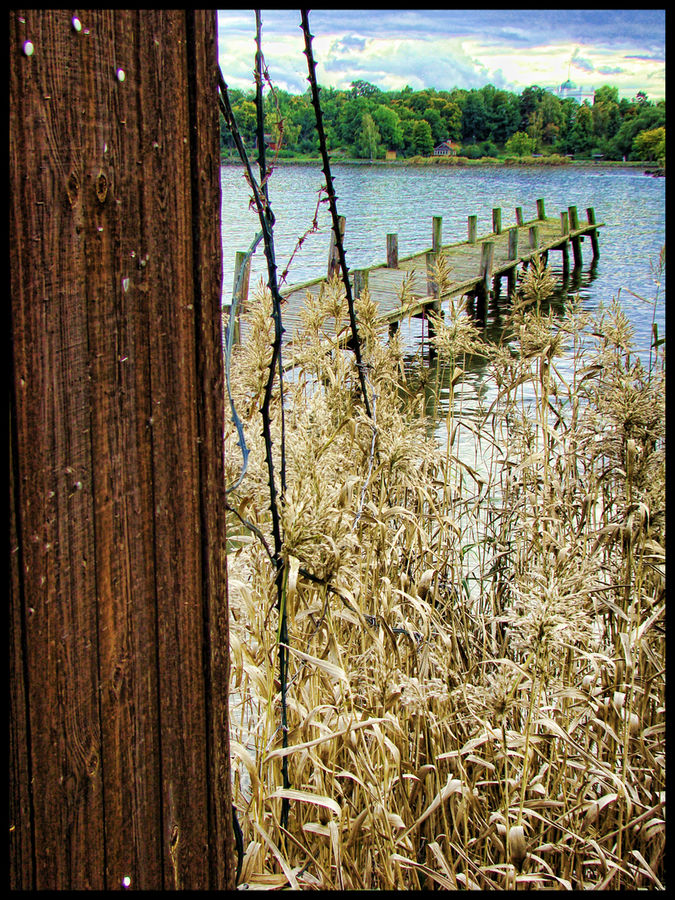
[{"xmin": 232, "ymin": 199, "xmax": 603, "ymax": 346}]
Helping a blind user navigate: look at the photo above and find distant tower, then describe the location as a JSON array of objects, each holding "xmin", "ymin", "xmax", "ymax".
[{"xmin": 556, "ymin": 58, "xmax": 594, "ymax": 104}]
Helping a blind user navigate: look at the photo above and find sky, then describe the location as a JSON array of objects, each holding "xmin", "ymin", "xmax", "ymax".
[{"xmin": 216, "ymin": 8, "xmax": 665, "ymax": 101}]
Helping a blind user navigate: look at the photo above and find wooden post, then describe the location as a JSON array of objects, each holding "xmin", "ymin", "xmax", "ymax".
[
  {"xmin": 508, "ymin": 226, "xmax": 519, "ymax": 260},
  {"xmin": 432, "ymin": 216, "xmax": 442, "ymax": 252},
  {"xmin": 386, "ymin": 233, "xmax": 399, "ymax": 268},
  {"xmin": 561, "ymin": 241, "xmax": 570, "ymax": 279},
  {"xmin": 536, "ymin": 198, "xmax": 546, "ymax": 220},
  {"xmin": 468, "ymin": 215, "xmax": 477, "ymax": 243},
  {"xmin": 507, "ymin": 227, "xmax": 518, "ymax": 296},
  {"xmin": 328, "ymin": 214, "xmax": 346, "ymax": 277},
  {"xmin": 426, "ymin": 250, "xmax": 439, "ymax": 298},
  {"xmin": 529, "ymin": 225, "xmax": 539, "ymax": 250},
  {"xmin": 480, "ymin": 241, "xmax": 495, "ymax": 285},
  {"xmin": 353, "ymin": 268, "xmax": 369, "ymax": 297},
  {"xmin": 477, "ymin": 240, "xmax": 494, "ymax": 320},
  {"xmin": 10, "ymin": 9, "xmax": 234, "ymax": 891},
  {"xmin": 559, "ymin": 211, "xmax": 570, "ymax": 278},
  {"xmin": 516, "ymin": 206, "xmax": 524, "ymax": 226},
  {"xmin": 232, "ymin": 251, "xmax": 251, "ymax": 344},
  {"xmin": 568, "ymin": 205, "xmax": 582, "ymax": 268},
  {"xmin": 587, "ymin": 207, "xmax": 600, "ymax": 259},
  {"xmin": 492, "ymin": 207, "xmax": 502, "ymax": 234}
]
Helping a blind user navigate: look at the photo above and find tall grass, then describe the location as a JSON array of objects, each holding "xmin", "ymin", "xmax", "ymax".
[{"xmin": 224, "ymin": 257, "xmax": 665, "ymax": 890}]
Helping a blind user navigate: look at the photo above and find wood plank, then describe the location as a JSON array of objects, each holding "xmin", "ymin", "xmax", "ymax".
[{"xmin": 239, "ymin": 210, "xmax": 603, "ymax": 351}]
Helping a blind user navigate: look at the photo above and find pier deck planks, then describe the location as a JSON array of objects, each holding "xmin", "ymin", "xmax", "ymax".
[{"xmin": 236, "ymin": 211, "xmax": 603, "ymax": 347}]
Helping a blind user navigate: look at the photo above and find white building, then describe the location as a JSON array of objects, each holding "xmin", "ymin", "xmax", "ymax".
[{"xmin": 555, "ymin": 79, "xmax": 595, "ymax": 104}]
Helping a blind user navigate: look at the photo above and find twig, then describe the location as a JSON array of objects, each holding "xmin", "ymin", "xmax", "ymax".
[{"xmin": 300, "ymin": 10, "xmax": 373, "ymax": 421}]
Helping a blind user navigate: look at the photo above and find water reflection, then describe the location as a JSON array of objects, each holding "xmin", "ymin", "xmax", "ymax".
[{"xmin": 222, "ymin": 162, "xmax": 664, "ymax": 430}]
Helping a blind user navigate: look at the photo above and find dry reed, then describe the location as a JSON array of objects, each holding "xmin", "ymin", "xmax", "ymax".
[{"xmin": 224, "ymin": 255, "xmax": 665, "ymax": 890}]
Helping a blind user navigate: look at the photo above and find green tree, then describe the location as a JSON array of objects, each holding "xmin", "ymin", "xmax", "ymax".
[
  {"xmin": 569, "ymin": 103, "xmax": 594, "ymax": 155},
  {"xmin": 355, "ymin": 112, "xmax": 381, "ymax": 159},
  {"xmin": 399, "ymin": 117, "xmax": 417, "ymax": 156},
  {"xmin": 462, "ymin": 90, "xmax": 489, "ymax": 143},
  {"xmin": 439, "ymin": 100, "xmax": 463, "ymax": 142},
  {"xmin": 350, "ymin": 79, "xmax": 381, "ymax": 99},
  {"xmin": 488, "ymin": 90, "xmax": 519, "ymax": 144},
  {"xmin": 412, "ymin": 119, "xmax": 434, "ymax": 155},
  {"xmin": 594, "ymin": 84, "xmax": 619, "ymax": 106},
  {"xmin": 592, "ymin": 86, "xmax": 621, "ymax": 143},
  {"xmin": 538, "ymin": 93, "xmax": 563, "ymax": 145},
  {"xmin": 338, "ymin": 95, "xmax": 372, "ymax": 146},
  {"xmin": 505, "ymin": 130, "xmax": 535, "ymax": 156},
  {"xmin": 633, "ymin": 126, "xmax": 665, "ymax": 162},
  {"xmin": 422, "ymin": 107, "xmax": 445, "ymax": 143},
  {"xmin": 231, "ymin": 99, "xmax": 258, "ymax": 146},
  {"xmin": 372, "ymin": 104, "xmax": 404, "ymax": 150},
  {"xmin": 610, "ymin": 104, "xmax": 665, "ymax": 159},
  {"xmin": 519, "ymin": 85, "xmax": 546, "ymax": 132}
]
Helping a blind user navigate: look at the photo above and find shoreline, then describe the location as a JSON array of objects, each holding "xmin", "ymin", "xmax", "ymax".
[{"xmin": 220, "ymin": 155, "xmax": 663, "ymax": 175}]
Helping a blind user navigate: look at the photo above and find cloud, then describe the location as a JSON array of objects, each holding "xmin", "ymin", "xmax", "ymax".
[
  {"xmin": 216, "ymin": 9, "xmax": 665, "ymax": 100},
  {"xmin": 571, "ymin": 49, "xmax": 596, "ymax": 74},
  {"xmin": 328, "ymin": 34, "xmax": 367, "ymax": 54}
]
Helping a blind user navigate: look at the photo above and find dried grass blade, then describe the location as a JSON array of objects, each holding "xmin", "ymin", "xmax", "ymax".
[
  {"xmin": 269, "ymin": 787, "xmax": 341, "ymax": 817},
  {"xmin": 283, "ymin": 643, "xmax": 348, "ymax": 682},
  {"xmin": 231, "ymin": 740, "xmax": 262, "ymax": 794},
  {"xmin": 396, "ymin": 775, "xmax": 462, "ymax": 843},
  {"xmin": 427, "ymin": 841, "xmax": 458, "ymax": 887},
  {"xmin": 251, "ymin": 819, "xmax": 299, "ymax": 889},
  {"xmin": 389, "ymin": 852, "xmax": 456, "ymax": 890},
  {"xmin": 630, "ymin": 849, "xmax": 664, "ymax": 888},
  {"xmin": 265, "ymin": 716, "xmax": 388, "ymax": 761}
]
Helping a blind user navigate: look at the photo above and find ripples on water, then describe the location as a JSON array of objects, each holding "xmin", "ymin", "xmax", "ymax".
[{"xmin": 221, "ymin": 163, "xmax": 664, "ymax": 442}]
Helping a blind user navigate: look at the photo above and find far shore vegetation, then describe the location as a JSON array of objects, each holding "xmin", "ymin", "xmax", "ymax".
[{"xmin": 220, "ymin": 80, "xmax": 665, "ymax": 171}]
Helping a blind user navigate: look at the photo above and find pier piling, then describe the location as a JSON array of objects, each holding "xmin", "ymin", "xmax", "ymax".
[
  {"xmin": 387, "ymin": 233, "xmax": 399, "ymax": 268},
  {"xmin": 233, "ymin": 198, "xmax": 604, "ymax": 348}
]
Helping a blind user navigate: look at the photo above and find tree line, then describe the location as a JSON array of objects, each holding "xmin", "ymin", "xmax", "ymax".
[{"xmin": 220, "ymin": 80, "xmax": 665, "ymax": 163}]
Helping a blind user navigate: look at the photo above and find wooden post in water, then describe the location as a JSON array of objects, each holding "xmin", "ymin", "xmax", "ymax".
[
  {"xmin": 426, "ymin": 250, "xmax": 440, "ymax": 300},
  {"xmin": 516, "ymin": 206, "xmax": 524, "ymax": 226},
  {"xmin": 432, "ymin": 216, "xmax": 443, "ymax": 252},
  {"xmin": 536, "ymin": 198, "xmax": 546, "ymax": 220},
  {"xmin": 386, "ymin": 233, "xmax": 399, "ymax": 268},
  {"xmin": 586, "ymin": 208, "xmax": 600, "ymax": 259},
  {"xmin": 353, "ymin": 268, "xmax": 369, "ymax": 298},
  {"xmin": 468, "ymin": 215, "xmax": 477, "ymax": 243},
  {"xmin": 232, "ymin": 251, "xmax": 251, "ymax": 344},
  {"xmin": 525, "ymin": 224, "xmax": 539, "ymax": 270},
  {"xmin": 568, "ymin": 205, "xmax": 582, "ymax": 267},
  {"xmin": 477, "ymin": 240, "xmax": 494, "ymax": 320},
  {"xmin": 492, "ymin": 208, "xmax": 502, "ymax": 234},
  {"xmin": 328, "ymin": 215, "xmax": 346, "ymax": 277},
  {"xmin": 560, "ymin": 211, "xmax": 570, "ymax": 278},
  {"xmin": 425, "ymin": 249, "xmax": 443, "ymax": 351},
  {"xmin": 507, "ymin": 226, "xmax": 519, "ymax": 295}
]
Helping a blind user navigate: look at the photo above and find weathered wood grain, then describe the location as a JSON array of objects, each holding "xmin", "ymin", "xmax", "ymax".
[{"xmin": 10, "ymin": 9, "xmax": 233, "ymax": 890}]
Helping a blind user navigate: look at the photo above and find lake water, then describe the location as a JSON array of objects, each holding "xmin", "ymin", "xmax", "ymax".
[
  {"xmin": 220, "ymin": 162, "xmax": 665, "ymax": 484},
  {"xmin": 220, "ymin": 162, "xmax": 665, "ymax": 366}
]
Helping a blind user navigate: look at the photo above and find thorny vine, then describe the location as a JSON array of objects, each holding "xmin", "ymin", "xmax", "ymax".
[
  {"xmin": 218, "ymin": 10, "xmax": 292, "ymax": 826},
  {"xmin": 219, "ymin": 9, "xmax": 380, "ymax": 834}
]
